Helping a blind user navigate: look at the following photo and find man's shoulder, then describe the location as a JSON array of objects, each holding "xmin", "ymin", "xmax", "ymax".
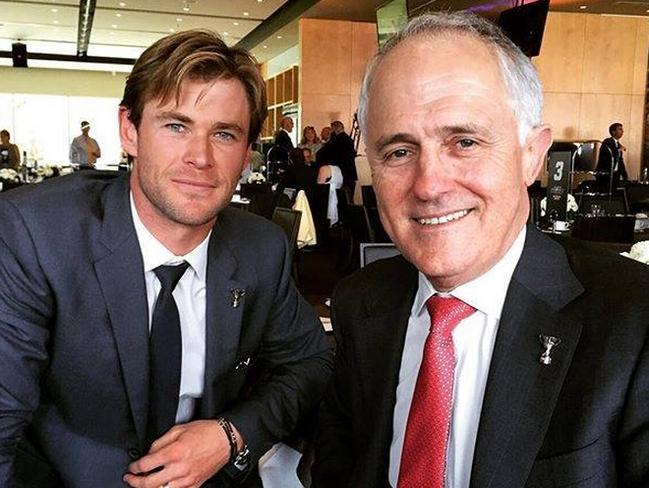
[
  {"xmin": 0, "ymin": 170, "xmax": 125, "ymax": 216},
  {"xmin": 545, "ymin": 233, "xmax": 649, "ymax": 303},
  {"xmin": 215, "ymin": 206, "xmax": 286, "ymax": 251},
  {"xmin": 334, "ymin": 254, "xmax": 416, "ymax": 311}
]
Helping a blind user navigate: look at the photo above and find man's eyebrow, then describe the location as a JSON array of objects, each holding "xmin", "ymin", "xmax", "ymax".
[
  {"xmin": 373, "ymin": 133, "xmax": 419, "ymax": 152},
  {"xmin": 440, "ymin": 123, "xmax": 490, "ymax": 135},
  {"xmin": 155, "ymin": 111, "xmax": 193, "ymax": 124},
  {"xmin": 212, "ymin": 122, "xmax": 245, "ymax": 134}
]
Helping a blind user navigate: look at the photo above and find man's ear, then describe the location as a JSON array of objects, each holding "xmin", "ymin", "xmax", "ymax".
[
  {"xmin": 521, "ymin": 124, "xmax": 552, "ymax": 186},
  {"xmin": 119, "ymin": 107, "xmax": 138, "ymax": 158}
]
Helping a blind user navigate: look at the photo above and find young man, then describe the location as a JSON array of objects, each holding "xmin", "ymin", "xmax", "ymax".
[
  {"xmin": 0, "ymin": 30, "xmax": 332, "ymax": 487},
  {"xmin": 314, "ymin": 12, "xmax": 649, "ymax": 488},
  {"xmin": 596, "ymin": 122, "xmax": 628, "ymax": 190}
]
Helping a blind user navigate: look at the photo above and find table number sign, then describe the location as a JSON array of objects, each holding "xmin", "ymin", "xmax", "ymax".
[{"xmin": 546, "ymin": 151, "xmax": 571, "ymax": 223}]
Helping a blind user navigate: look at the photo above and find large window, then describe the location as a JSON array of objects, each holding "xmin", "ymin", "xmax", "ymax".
[{"xmin": 0, "ymin": 93, "xmax": 121, "ymax": 167}]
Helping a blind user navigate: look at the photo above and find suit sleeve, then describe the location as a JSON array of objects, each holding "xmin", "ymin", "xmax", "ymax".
[
  {"xmin": 311, "ymin": 283, "xmax": 356, "ymax": 487},
  {"xmin": 222, "ymin": 231, "xmax": 333, "ymax": 465},
  {"xmin": 618, "ymin": 328, "xmax": 649, "ymax": 486},
  {"xmin": 0, "ymin": 198, "xmax": 54, "ymax": 483}
]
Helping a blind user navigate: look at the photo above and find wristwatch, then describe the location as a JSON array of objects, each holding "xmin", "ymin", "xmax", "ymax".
[{"xmin": 233, "ymin": 445, "xmax": 250, "ymax": 471}]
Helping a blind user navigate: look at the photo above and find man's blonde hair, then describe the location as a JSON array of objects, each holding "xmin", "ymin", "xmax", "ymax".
[{"xmin": 121, "ymin": 30, "xmax": 267, "ymax": 143}]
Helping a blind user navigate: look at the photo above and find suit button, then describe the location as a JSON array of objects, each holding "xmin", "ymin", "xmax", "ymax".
[{"xmin": 127, "ymin": 448, "xmax": 141, "ymax": 460}]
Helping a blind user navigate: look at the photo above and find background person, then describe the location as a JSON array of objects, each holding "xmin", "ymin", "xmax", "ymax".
[
  {"xmin": 0, "ymin": 129, "xmax": 21, "ymax": 170},
  {"xmin": 596, "ymin": 122, "xmax": 628, "ymax": 190},
  {"xmin": 69, "ymin": 120, "xmax": 101, "ymax": 168}
]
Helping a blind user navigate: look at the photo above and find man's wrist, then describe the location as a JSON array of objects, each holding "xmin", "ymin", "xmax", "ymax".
[
  {"xmin": 216, "ymin": 418, "xmax": 245, "ymax": 459},
  {"xmin": 216, "ymin": 417, "xmax": 250, "ymax": 472}
]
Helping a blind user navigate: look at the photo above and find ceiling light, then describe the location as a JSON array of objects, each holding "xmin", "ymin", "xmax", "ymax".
[
  {"xmin": 176, "ymin": 17, "xmax": 183, "ymax": 22},
  {"xmin": 257, "ymin": 0, "xmax": 263, "ymax": 2},
  {"xmin": 243, "ymin": 11, "xmax": 249, "ymax": 16},
  {"xmin": 53, "ymin": 19, "xmax": 59, "ymax": 24},
  {"xmin": 276, "ymin": 35, "xmax": 282, "ymax": 39},
  {"xmin": 119, "ymin": 1, "xmax": 126, "ymax": 5},
  {"xmin": 223, "ymin": 31, "xmax": 229, "ymax": 36},
  {"xmin": 115, "ymin": 13, "xmax": 122, "ymax": 17},
  {"xmin": 263, "ymin": 45, "xmax": 267, "ymax": 49},
  {"xmin": 51, "ymin": 8, "xmax": 58, "ymax": 12},
  {"xmin": 170, "ymin": 28, "xmax": 176, "ymax": 32},
  {"xmin": 112, "ymin": 24, "xmax": 118, "ymax": 28},
  {"xmin": 579, "ymin": 5, "xmax": 587, "ymax": 9},
  {"xmin": 183, "ymin": 6, "xmax": 190, "ymax": 11},
  {"xmin": 233, "ymin": 22, "xmax": 239, "ymax": 26}
]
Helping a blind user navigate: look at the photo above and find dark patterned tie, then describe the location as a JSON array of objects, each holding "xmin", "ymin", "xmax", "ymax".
[
  {"xmin": 398, "ymin": 295, "xmax": 475, "ymax": 488},
  {"xmin": 147, "ymin": 261, "xmax": 189, "ymax": 446}
]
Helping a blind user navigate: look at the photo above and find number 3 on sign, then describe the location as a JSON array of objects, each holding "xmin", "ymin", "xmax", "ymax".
[{"xmin": 553, "ymin": 161, "xmax": 564, "ymax": 181}]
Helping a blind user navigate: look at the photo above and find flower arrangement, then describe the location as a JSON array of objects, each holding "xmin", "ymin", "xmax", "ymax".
[
  {"xmin": 540, "ymin": 194, "xmax": 578, "ymax": 218},
  {"xmin": 247, "ymin": 171, "xmax": 266, "ymax": 184},
  {"xmin": 36, "ymin": 166, "xmax": 55, "ymax": 178},
  {"xmin": 622, "ymin": 240, "xmax": 649, "ymax": 265},
  {"xmin": 0, "ymin": 168, "xmax": 19, "ymax": 182}
]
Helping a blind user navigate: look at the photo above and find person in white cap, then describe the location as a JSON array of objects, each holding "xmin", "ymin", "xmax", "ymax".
[{"xmin": 69, "ymin": 120, "xmax": 101, "ymax": 168}]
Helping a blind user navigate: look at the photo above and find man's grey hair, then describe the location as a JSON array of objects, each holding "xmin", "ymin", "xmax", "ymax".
[{"xmin": 358, "ymin": 11, "xmax": 544, "ymax": 144}]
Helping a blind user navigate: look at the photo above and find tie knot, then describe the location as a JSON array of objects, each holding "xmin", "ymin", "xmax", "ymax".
[
  {"xmin": 154, "ymin": 262, "xmax": 189, "ymax": 291},
  {"xmin": 426, "ymin": 295, "xmax": 475, "ymax": 338}
]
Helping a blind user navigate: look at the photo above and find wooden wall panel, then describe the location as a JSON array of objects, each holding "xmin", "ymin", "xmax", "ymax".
[
  {"xmin": 578, "ymin": 94, "xmax": 632, "ymax": 140},
  {"xmin": 300, "ymin": 19, "xmax": 352, "ymax": 96},
  {"xmin": 283, "ymin": 70, "xmax": 293, "ymax": 104},
  {"xmin": 534, "ymin": 13, "xmax": 585, "ymax": 93},
  {"xmin": 292, "ymin": 66, "xmax": 299, "ymax": 102},
  {"xmin": 535, "ymin": 12, "xmax": 648, "ymax": 178},
  {"xmin": 300, "ymin": 18, "xmax": 377, "ymax": 138},
  {"xmin": 628, "ymin": 94, "xmax": 646, "ymax": 178},
  {"xmin": 633, "ymin": 20, "xmax": 649, "ymax": 95},
  {"xmin": 542, "ymin": 92, "xmax": 581, "ymax": 141},
  {"xmin": 300, "ymin": 93, "xmax": 351, "ymax": 133},
  {"xmin": 268, "ymin": 78, "xmax": 276, "ymax": 107},
  {"xmin": 582, "ymin": 15, "xmax": 638, "ymax": 94},
  {"xmin": 350, "ymin": 22, "xmax": 378, "ymax": 115}
]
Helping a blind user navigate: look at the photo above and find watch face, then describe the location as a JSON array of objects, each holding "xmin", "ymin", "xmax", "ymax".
[{"xmin": 233, "ymin": 445, "xmax": 250, "ymax": 471}]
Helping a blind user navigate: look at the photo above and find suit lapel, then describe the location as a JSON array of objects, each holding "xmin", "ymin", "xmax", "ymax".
[
  {"xmin": 92, "ymin": 174, "xmax": 150, "ymax": 448},
  {"xmin": 353, "ymin": 258, "xmax": 418, "ymax": 483},
  {"xmin": 470, "ymin": 228, "xmax": 585, "ymax": 488},
  {"xmin": 200, "ymin": 213, "xmax": 245, "ymax": 417}
]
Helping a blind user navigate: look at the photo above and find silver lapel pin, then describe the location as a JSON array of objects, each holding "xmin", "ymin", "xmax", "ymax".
[
  {"xmin": 539, "ymin": 334, "xmax": 561, "ymax": 365},
  {"xmin": 231, "ymin": 288, "xmax": 246, "ymax": 308}
]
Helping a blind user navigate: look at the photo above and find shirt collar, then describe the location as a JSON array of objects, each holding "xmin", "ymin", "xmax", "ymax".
[
  {"xmin": 130, "ymin": 192, "xmax": 210, "ymax": 281},
  {"xmin": 413, "ymin": 226, "xmax": 526, "ymax": 319}
]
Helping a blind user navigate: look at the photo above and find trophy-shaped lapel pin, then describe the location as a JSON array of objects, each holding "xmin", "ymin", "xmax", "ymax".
[
  {"xmin": 539, "ymin": 334, "xmax": 561, "ymax": 365},
  {"xmin": 231, "ymin": 288, "xmax": 245, "ymax": 308}
]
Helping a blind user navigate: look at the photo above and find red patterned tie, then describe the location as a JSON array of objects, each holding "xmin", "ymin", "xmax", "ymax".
[{"xmin": 398, "ymin": 295, "xmax": 476, "ymax": 488}]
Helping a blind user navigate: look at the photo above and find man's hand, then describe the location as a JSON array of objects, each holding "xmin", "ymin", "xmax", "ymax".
[
  {"xmin": 619, "ymin": 143, "xmax": 627, "ymax": 152},
  {"xmin": 123, "ymin": 420, "xmax": 231, "ymax": 488}
]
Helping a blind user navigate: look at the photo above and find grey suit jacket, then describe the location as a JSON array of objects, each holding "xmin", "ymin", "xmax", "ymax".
[
  {"xmin": 0, "ymin": 171, "xmax": 332, "ymax": 487},
  {"xmin": 312, "ymin": 227, "xmax": 649, "ymax": 487}
]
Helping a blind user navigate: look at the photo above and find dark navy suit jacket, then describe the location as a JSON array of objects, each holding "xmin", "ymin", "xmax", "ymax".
[
  {"xmin": 0, "ymin": 171, "xmax": 332, "ymax": 487},
  {"xmin": 313, "ymin": 228, "xmax": 649, "ymax": 487}
]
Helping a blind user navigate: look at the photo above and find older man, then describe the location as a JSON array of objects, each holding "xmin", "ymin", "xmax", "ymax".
[
  {"xmin": 313, "ymin": 12, "xmax": 649, "ymax": 488},
  {"xmin": 0, "ymin": 30, "xmax": 332, "ymax": 488}
]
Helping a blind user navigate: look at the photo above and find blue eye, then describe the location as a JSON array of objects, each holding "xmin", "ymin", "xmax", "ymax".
[
  {"xmin": 215, "ymin": 132, "xmax": 235, "ymax": 141},
  {"xmin": 166, "ymin": 123, "xmax": 185, "ymax": 133}
]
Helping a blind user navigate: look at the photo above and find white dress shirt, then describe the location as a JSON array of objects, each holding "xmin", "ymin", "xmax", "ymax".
[
  {"xmin": 131, "ymin": 194, "xmax": 209, "ymax": 424},
  {"xmin": 389, "ymin": 227, "xmax": 526, "ymax": 488}
]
